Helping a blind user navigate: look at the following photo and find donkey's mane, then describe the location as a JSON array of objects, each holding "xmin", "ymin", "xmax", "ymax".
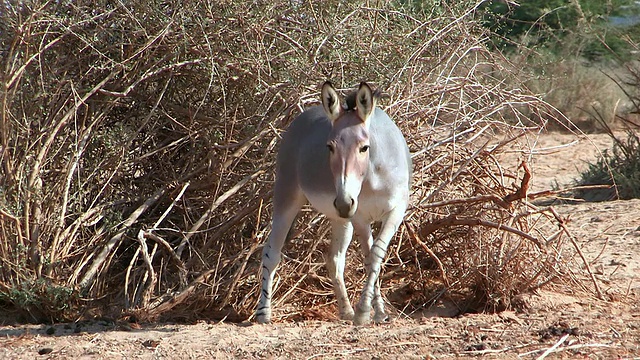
[{"xmin": 343, "ymin": 89, "xmax": 382, "ymax": 111}]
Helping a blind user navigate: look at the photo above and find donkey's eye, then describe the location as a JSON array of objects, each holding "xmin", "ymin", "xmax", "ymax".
[
  {"xmin": 327, "ymin": 144, "xmax": 335, "ymax": 153},
  {"xmin": 359, "ymin": 145, "xmax": 370, "ymax": 153}
]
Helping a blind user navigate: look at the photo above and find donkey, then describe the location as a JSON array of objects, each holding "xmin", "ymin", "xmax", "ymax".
[{"xmin": 256, "ymin": 81, "xmax": 412, "ymax": 325}]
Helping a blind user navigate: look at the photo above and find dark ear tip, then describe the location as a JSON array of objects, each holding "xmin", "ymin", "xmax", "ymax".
[
  {"xmin": 323, "ymin": 81, "xmax": 333, "ymax": 89},
  {"xmin": 358, "ymin": 82, "xmax": 374, "ymax": 96}
]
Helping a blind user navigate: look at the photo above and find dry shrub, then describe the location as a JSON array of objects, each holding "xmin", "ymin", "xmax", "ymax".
[
  {"xmin": 574, "ymin": 53, "xmax": 640, "ymax": 201},
  {"xmin": 0, "ymin": 1, "xmax": 597, "ymax": 322}
]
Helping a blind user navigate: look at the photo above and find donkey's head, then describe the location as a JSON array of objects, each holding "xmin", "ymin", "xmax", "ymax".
[{"xmin": 321, "ymin": 81, "xmax": 377, "ymax": 219}]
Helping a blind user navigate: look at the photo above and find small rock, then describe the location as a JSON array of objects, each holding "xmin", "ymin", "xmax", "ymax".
[
  {"xmin": 465, "ymin": 343, "xmax": 487, "ymax": 351},
  {"xmin": 142, "ymin": 339, "xmax": 161, "ymax": 349},
  {"xmin": 38, "ymin": 348, "xmax": 53, "ymax": 355}
]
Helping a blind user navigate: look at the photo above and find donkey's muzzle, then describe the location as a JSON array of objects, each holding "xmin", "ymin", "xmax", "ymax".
[{"xmin": 334, "ymin": 197, "xmax": 355, "ymax": 218}]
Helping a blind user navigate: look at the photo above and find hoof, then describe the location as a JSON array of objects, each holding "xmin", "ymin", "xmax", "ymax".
[
  {"xmin": 353, "ymin": 310, "xmax": 370, "ymax": 326},
  {"xmin": 373, "ymin": 312, "xmax": 389, "ymax": 324},
  {"xmin": 255, "ymin": 313, "xmax": 271, "ymax": 324},
  {"xmin": 340, "ymin": 309, "xmax": 355, "ymax": 321}
]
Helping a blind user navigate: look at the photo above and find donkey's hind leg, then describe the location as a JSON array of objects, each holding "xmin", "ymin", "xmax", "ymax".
[
  {"xmin": 256, "ymin": 194, "xmax": 304, "ymax": 324},
  {"xmin": 326, "ymin": 220, "xmax": 355, "ymax": 320}
]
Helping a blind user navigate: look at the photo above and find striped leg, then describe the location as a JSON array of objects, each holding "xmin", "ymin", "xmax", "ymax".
[
  {"xmin": 353, "ymin": 208, "xmax": 405, "ymax": 325},
  {"xmin": 256, "ymin": 201, "xmax": 302, "ymax": 324},
  {"xmin": 326, "ymin": 220, "xmax": 355, "ymax": 320},
  {"xmin": 353, "ymin": 221, "xmax": 387, "ymax": 323}
]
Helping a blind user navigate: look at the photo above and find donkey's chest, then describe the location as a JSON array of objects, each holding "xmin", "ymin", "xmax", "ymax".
[
  {"xmin": 354, "ymin": 191, "xmax": 399, "ymax": 222},
  {"xmin": 304, "ymin": 184, "xmax": 397, "ymax": 223}
]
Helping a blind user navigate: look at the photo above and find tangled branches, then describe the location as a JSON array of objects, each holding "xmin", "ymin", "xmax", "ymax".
[{"xmin": 0, "ymin": 1, "xmax": 593, "ymax": 322}]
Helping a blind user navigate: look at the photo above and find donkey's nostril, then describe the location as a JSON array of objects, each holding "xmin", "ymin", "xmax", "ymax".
[{"xmin": 334, "ymin": 197, "xmax": 354, "ymax": 218}]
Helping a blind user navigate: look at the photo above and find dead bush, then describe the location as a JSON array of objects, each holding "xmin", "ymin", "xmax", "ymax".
[
  {"xmin": 574, "ymin": 51, "xmax": 640, "ymax": 201},
  {"xmin": 0, "ymin": 1, "xmax": 598, "ymax": 322}
]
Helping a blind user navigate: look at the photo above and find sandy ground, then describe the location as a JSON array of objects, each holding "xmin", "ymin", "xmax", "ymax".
[{"xmin": 1, "ymin": 132, "xmax": 639, "ymax": 359}]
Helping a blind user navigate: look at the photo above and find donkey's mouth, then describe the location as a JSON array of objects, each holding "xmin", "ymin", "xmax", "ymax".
[{"xmin": 334, "ymin": 197, "xmax": 356, "ymax": 218}]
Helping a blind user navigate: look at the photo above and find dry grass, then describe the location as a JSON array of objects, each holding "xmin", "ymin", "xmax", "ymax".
[
  {"xmin": 573, "ymin": 49, "xmax": 640, "ymax": 201},
  {"xmin": 0, "ymin": 1, "xmax": 599, "ymax": 323},
  {"xmin": 523, "ymin": 57, "xmax": 632, "ymax": 132}
]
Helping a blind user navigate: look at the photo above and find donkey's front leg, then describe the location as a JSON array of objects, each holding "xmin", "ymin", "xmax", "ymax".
[
  {"xmin": 353, "ymin": 208, "xmax": 405, "ymax": 325},
  {"xmin": 353, "ymin": 220, "xmax": 388, "ymax": 324},
  {"xmin": 325, "ymin": 220, "xmax": 355, "ymax": 320}
]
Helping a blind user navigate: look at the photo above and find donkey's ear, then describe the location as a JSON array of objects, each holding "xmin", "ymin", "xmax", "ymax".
[
  {"xmin": 321, "ymin": 81, "xmax": 342, "ymax": 123},
  {"xmin": 356, "ymin": 82, "xmax": 376, "ymax": 123}
]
